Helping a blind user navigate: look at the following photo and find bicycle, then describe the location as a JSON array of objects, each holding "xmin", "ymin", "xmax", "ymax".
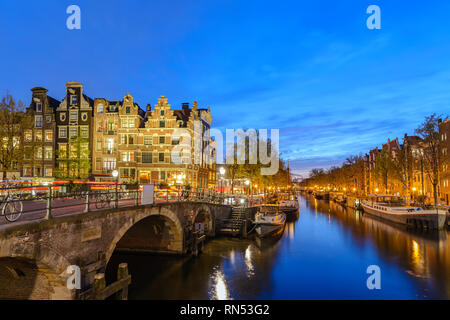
[
  {"xmin": 1, "ymin": 185, "xmax": 24, "ymax": 222},
  {"xmin": 94, "ymin": 191, "xmax": 113, "ymax": 209}
]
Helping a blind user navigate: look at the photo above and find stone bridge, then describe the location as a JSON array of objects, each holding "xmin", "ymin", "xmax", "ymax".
[{"xmin": 0, "ymin": 201, "xmax": 232, "ymax": 300}]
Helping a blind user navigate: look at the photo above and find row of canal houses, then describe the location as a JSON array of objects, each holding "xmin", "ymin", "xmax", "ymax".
[
  {"xmin": 366, "ymin": 121, "xmax": 450, "ymax": 205},
  {"xmin": 21, "ymin": 81, "xmax": 216, "ymax": 189}
]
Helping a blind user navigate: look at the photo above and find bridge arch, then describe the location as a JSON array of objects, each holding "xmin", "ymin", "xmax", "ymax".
[
  {"xmin": 106, "ymin": 206, "xmax": 185, "ymax": 264},
  {"xmin": 0, "ymin": 243, "xmax": 73, "ymax": 300},
  {"xmin": 193, "ymin": 204, "xmax": 215, "ymax": 236}
]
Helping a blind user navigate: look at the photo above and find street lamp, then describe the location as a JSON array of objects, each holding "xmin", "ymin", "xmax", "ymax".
[
  {"xmin": 112, "ymin": 170, "xmax": 119, "ymax": 208},
  {"xmin": 219, "ymin": 167, "xmax": 226, "ymax": 194}
]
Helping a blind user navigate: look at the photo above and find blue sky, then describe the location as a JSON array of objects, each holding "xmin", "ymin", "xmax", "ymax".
[{"xmin": 1, "ymin": 1, "xmax": 450, "ymax": 178}]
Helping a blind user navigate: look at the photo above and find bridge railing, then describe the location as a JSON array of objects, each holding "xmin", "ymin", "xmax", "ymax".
[{"xmin": 0, "ymin": 183, "xmax": 260, "ymax": 225}]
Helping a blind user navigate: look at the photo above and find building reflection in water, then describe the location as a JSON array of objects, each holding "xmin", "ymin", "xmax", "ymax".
[{"xmin": 244, "ymin": 245, "xmax": 255, "ymax": 278}]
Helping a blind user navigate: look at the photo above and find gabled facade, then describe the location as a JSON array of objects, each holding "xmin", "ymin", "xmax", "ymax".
[
  {"xmin": 55, "ymin": 81, "xmax": 94, "ymax": 179},
  {"xmin": 22, "ymin": 87, "xmax": 60, "ymax": 180}
]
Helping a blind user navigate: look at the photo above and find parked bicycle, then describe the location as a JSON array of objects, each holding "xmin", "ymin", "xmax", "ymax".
[
  {"xmin": 94, "ymin": 192, "xmax": 113, "ymax": 209},
  {"xmin": 0, "ymin": 185, "xmax": 23, "ymax": 222}
]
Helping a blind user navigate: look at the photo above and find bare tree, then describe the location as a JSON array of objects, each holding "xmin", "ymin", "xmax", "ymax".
[
  {"xmin": 0, "ymin": 94, "xmax": 31, "ymax": 181},
  {"xmin": 415, "ymin": 114, "xmax": 448, "ymax": 207}
]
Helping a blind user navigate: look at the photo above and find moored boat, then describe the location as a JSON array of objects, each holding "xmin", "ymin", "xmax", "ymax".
[
  {"xmin": 254, "ymin": 205, "xmax": 287, "ymax": 238},
  {"xmin": 361, "ymin": 195, "xmax": 447, "ymax": 230}
]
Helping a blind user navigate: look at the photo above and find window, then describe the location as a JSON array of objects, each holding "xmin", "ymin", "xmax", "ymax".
[
  {"xmin": 70, "ymin": 145, "xmax": 77, "ymax": 158},
  {"xmin": 60, "ymin": 113, "xmax": 66, "ymax": 122},
  {"xmin": 103, "ymin": 158, "xmax": 116, "ymax": 171},
  {"xmin": 171, "ymin": 137, "xmax": 180, "ymax": 145},
  {"xmin": 120, "ymin": 134, "xmax": 134, "ymax": 145},
  {"xmin": 23, "ymin": 166, "xmax": 32, "ymax": 177},
  {"xmin": 44, "ymin": 147, "xmax": 52, "ymax": 160},
  {"xmin": 35, "ymin": 115, "xmax": 43, "ymax": 128},
  {"xmin": 44, "ymin": 167, "xmax": 52, "ymax": 177},
  {"xmin": 144, "ymin": 136, "xmax": 152, "ymax": 145},
  {"xmin": 122, "ymin": 152, "xmax": 134, "ymax": 162},
  {"xmin": 121, "ymin": 118, "xmax": 135, "ymax": 128},
  {"xmin": 106, "ymin": 138, "xmax": 114, "ymax": 151},
  {"xmin": 159, "ymin": 120, "xmax": 165, "ymax": 128},
  {"xmin": 35, "ymin": 131, "xmax": 42, "ymax": 142},
  {"xmin": 160, "ymin": 110, "xmax": 164, "ymax": 116},
  {"xmin": 35, "ymin": 148, "xmax": 42, "ymax": 159},
  {"xmin": 58, "ymin": 144, "xmax": 67, "ymax": 158},
  {"xmin": 71, "ymin": 95, "xmax": 78, "ymax": 105},
  {"xmin": 80, "ymin": 143, "xmax": 89, "ymax": 158},
  {"xmin": 126, "ymin": 106, "xmax": 131, "ymax": 114},
  {"xmin": 46, "ymin": 115, "xmax": 52, "ymax": 123},
  {"xmin": 69, "ymin": 127, "xmax": 78, "ymax": 138},
  {"xmin": 98, "ymin": 104, "xmax": 103, "ymax": 113},
  {"xmin": 36, "ymin": 103, "xmax": 42, "ymax": 112},
  {"xmin": 81, "ymin": 112, "xmax": 88, "ymax": 121},
  {"xmin": 159, "ymin": 136, "xmax": 165, "ymax": 144},
  {"xmin": 45, "ymin": 130, "xmax": 53, "ymax": 142},
  {"xmin": 59, "ymin": 127, "xmax": 67, "ymax": 138},
  {"xmin": 142, "ymin": 152, "xmax": 153, "ymax": 163},
  {"xmin": 80, "ymin": 126, "xmax": 89, "ymax": 138},
  {"xmin": 159, "ymin": 152, "xmax": 165, "ymax": 162},
  {"xmin": 70, "ymin": 111, "xmax": 78, "ymax": 122},
  {"xmin": 160, "ymin": 171, "xmax": 166, "ymax": 180},
  {"xmin": 24, "ymin": 131, "xmax": 32, "ymax": 142}
]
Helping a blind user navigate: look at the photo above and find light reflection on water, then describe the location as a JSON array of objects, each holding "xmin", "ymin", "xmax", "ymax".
[{"xmin": 107, "ymin": 195, "xmax": 450, "ymax": 300}]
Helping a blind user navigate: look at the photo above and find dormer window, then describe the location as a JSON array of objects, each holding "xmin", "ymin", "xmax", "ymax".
[
  {"xmin": 98, "ymin": 104, "xmax": 103, "ymax": 113},
  {"xmin": 71, "ymin": 95, "xmax": 78, "ymax": 105},
  {"xmin": 160, "ymin": 110, "xmax": 164, "ymax": 116},
  {"xmin": 126, "ymin": 106, "xmax": 131, "ymax": 114},
  {"xmin": 36, "ymin": 103, "xmax": 42, "ymax": 112}
]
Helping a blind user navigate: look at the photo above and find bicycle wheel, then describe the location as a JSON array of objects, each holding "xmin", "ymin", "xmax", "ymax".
[
  {"xmin": 3, "ymin": 199, "xmax": 23, "ymax": 222},
  {"xmin": 94, "ymin": 194, "xmax": 104, "ymax": 209}
]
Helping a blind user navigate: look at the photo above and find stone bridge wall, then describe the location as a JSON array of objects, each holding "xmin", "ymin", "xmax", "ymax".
[{"xmin": 0, "ymin": 202, "xmax": 232, "ymax": 300}]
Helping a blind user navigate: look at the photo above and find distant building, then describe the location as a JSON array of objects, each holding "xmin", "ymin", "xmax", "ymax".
[{"xmin": 439, "ymin": 119, "xmax": 450, "ymax": 205}]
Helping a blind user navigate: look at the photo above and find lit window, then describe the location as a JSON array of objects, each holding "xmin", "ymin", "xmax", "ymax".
[
  {"xmin": 44, "ymin": 147, "xmax": 52, "ymax": 159},
  {"xmin": 35, "ymin": 131, "xmax": 42, "ymax": 142},
  {"xmin": 35, "ymin": 115, "xmax": 43, "ymax": 128},
  {"xmin": 45, "ymin": 130, "xmax": 53, "ymax": 142},
  {"xmin": 24, "ymin": 131, "xmax": 32, "ymax": 142}
]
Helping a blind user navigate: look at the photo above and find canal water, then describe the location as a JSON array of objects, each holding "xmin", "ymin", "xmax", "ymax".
[{"xmin": 107, "ymin": 195, "xmax": 450, "ymax": 299}]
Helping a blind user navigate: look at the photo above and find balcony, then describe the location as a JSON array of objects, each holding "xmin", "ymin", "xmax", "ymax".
[{"xmin": 103, "ymin": 148, "xmax": 117, "ymax": 155}]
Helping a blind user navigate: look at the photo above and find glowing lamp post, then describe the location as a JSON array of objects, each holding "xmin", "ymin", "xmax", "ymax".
[{"xmin": 112, "ymin": 170, "xmax": 119, "ymax": 208}]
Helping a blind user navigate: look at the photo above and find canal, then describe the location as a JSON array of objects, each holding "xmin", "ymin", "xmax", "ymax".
[{"xmin": 107, "ymin": 195, "xmax": 450, "ymax": 299}]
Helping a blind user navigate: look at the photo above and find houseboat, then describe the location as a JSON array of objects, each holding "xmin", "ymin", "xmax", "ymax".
[
  {"xmin": 360, "ymin": 195, "xmax": 447, "ymax": 230},
  {"xmin": 254, "ymin": 205, "xmax": 287, "ymax": 238}
]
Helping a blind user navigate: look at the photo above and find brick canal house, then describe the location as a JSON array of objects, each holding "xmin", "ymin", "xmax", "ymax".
[
  {"xmin": 439, "ymin": 118, "xmax": 450, "ymax": 205},
  {"xmin": 22, "ymin": 87, "xmax": 60, "ymax": 181},
  {"xmin": 54, "ymin": 81, "xmax": 95, "ymax": 179},
  {"xmin": 91, "ymin": 95, "xmax": 216, "ymax": 188},
  {"xmin": 20, "ymin": 82, "xmax": 216, "ymax": 188}
]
